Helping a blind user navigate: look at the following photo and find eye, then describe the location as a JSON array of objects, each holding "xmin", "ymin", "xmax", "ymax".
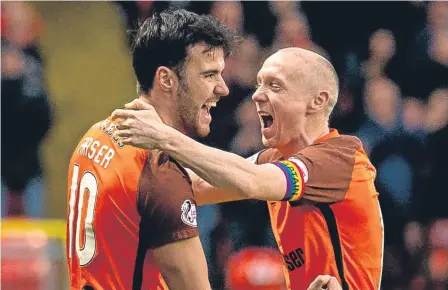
[
  {"xmin": 254, "ymin": 84, "xmax": 261, "ymax": 90},
  {"xmin": 204, "ymin": 73, "xmax": 216, "ymax": 79},
  {"xmin": 271, "ymin": 84, "xmax": 281, "ymax": 91}
]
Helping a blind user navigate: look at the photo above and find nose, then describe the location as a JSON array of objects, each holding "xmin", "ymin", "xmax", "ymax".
[
  {"xmin": 215, "ymin": 77, "xmax": 230, "ymax": 97},
  {"xmin": 252, "ymin": 89, "xmax": 268, "ymax": 103}
]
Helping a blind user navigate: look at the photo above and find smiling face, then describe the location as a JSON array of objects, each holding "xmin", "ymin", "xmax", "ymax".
[
  {"xmin": 176, "ymin": 43, "xmax": 229, "ymax": 137},
  {"xmin": 252, "ymin": 51, "xmax": 310, "ymax": 148},
  {"xmin": 252, "ymin": 48, "xmax": 338, "ymax": 149}
]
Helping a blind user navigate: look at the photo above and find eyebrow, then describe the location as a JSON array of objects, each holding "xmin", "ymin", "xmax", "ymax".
[
  {"xmin": 257, "ymin": 75, "xmax": 285, "ymax": 85},
  {"xmin": 201, "ymin": 69, "xmax": 221, "ymax": 75}
]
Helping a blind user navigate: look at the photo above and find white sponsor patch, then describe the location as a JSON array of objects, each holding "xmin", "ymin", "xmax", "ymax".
[
  {"xmin": 181, "ymin": 200, "xmax": 197, "ymax": 227},
  {"xmin": 288, "ymin": 157, "xmax": 309, "ymax": 183}
]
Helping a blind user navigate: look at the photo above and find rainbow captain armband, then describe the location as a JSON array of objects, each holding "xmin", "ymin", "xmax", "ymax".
[{"xmin": 273, "ymin": 159, "xmax": 306, "ymax": 201}]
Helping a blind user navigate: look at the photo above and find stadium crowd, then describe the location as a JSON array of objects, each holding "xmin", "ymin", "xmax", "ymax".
[{"xmin": 2, "ymin": 1, "xmax": 447, "ymax": 289}]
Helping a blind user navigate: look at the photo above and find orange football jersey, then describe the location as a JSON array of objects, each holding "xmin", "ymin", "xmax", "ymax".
[
  {"xmin": 66, "ymin": 117, "xmax": 199, "ymax": 290},
  {"xmin": 252, "ymin": 129, "xmax": 384, "ymax": 290}
]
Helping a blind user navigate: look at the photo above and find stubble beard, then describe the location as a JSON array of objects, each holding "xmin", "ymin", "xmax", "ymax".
[{"xmin": 176, "ymin": 81, "xmax": 200, "ymax": 138}]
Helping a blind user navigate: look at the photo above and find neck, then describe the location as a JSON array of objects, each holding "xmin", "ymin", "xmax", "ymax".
[
  {"xmin": 139, "ymin": 93, "xmax": 188, "ymax": 135},
  {"xmin": 277, "ymin": 116, "xmax": 330, "ymax": 159}
]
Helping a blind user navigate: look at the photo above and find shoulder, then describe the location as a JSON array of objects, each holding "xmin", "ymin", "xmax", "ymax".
[
  {"xmin": 252, "ymin": 148, "xmax": 283, "ymax": 164},
  {"xmin": 146, "ymin": 150, "xmax": 191, "ymax": 181},
  {"xmin": 315, "ymin": 134, "xmax": 362, "ymax": 150},
  {"xmin": 300, "ymin": 134, "xmax": 363, "ymax": 159},
  {"xmin": 138, "ymin": 149, "xmax": 192, "ymax": 201},
  {"xmin": 332, "ymin": 134, "xmax": 363, "ymax": 150},
  {"xmin": 290, "ymin": 134, "xmax": 365, "ymax": 184}
]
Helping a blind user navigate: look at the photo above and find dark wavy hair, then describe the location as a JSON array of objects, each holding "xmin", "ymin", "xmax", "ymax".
[{"xmin": 132, "ymin": 8, "xmax": 239, "ymax": 94}]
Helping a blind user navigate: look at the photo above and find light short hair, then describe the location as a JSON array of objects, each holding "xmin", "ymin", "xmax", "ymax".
[{"xmin": 315, "ymin": 56, "xmax": 339, "ymax": 118}]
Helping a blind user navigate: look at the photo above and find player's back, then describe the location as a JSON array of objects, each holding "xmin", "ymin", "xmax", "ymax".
[{"xmin": 66, "ymin": 117, "xmax": 169, "ymax": 290}]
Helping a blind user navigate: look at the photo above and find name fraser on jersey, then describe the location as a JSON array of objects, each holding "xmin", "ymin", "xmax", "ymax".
[{"xmin": 76, "ymin": 120, "xmax": 123, "ymax": 169}]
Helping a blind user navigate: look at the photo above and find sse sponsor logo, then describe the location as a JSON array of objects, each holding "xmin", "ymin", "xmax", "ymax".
[{"xmin": 283, "ymin": 248, "xmax": 306, "ymax": 272}]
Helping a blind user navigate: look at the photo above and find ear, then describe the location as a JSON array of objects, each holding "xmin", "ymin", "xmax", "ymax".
[
  {"xmin": 154, "ymin": 66, "xmax": 176, "ymax": 92},
  {"xmin": 308, "ymin": 91, "xmax": 330, "ymax": 114}
]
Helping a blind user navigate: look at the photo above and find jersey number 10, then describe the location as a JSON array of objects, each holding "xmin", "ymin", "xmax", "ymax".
[{"xmin": 68, "ymin": 164, "xmax": 99, "ymax": 266}]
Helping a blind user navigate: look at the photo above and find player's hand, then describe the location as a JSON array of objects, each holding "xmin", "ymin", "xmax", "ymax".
[
  {"xmin": 111, "ymin": 104, "xmax": 169, "ymax": 150},
  {"xmin": 124, "ymin": 98, "xmax": 153, "ymax": 110},
  {"xmin": 307, "ymin": 275, "xmax": 342, "ymax": 290}
]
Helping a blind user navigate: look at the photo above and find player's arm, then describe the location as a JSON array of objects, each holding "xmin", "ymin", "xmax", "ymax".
[
  {"xmin": 160, "ymin": 131, "xmax": 357, "ymax": 204},
  {"xmin": 161, "ymin": 133, "xmax": 298, "ymax": 202},
  {"xmin": 114, "ymin": 105, "xmax": 351, "ymax": 203},
  {"xmin": 186, "ymin": 168, "xmax": 248, "ymax": 205},
  {"xmin": 113, "ymin": 105, "xmax": 291, "ymax": 201},
  {"xmin": 152, "ymin": 237, "xmax": 210, "ymax": 290},
  {"xmin": 138, "ymin": 151, "xmax": 211, "ymax": 290}
]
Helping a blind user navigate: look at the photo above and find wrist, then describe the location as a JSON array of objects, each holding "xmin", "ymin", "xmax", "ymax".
[{"xmin": 158, "ymin": 126, "xmax": 182, "ymax": 151}]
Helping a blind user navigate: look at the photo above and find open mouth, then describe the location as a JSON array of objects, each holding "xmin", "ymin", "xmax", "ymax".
[
  {"xmin": 201, "ymin": 101, "xmax": 217, "ymax": 114},
  {"xmin": 200, "ymin": 100, "xmax": 218, "ymax": 119},
  {"xmin": 261, "ymin": 114, "xmax": 274, "ymax": 128}
]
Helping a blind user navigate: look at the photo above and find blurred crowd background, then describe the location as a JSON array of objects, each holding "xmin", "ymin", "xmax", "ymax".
[{"xmin": 1, "ymin": 1, "xmax": 447, "ymax": 290}]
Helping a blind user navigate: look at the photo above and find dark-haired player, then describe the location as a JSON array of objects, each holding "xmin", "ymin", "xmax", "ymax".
[{"xmin": 66, "ymin": 8, "xmax": 238, "ymax": 290}]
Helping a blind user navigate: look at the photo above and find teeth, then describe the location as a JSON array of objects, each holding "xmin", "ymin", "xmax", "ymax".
[{"xmin": 204, "ymin": 102, "xmax": 217, "ymax": 108}]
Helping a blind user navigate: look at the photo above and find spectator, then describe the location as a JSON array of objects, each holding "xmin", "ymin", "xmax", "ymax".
[
  {"xmin": 405, "ymin": 2, "xmax": 448, "ymax": 100},
  {"xmin": 116, "ymin": 1, "xmax": 171, "ymax": 45},
  {"xmin": 268, "ymin": 1, "xmax": 301, "ymax": 18},
  {"xmin": 402, "ymin": 97, "xmax": 427, "ymax": 138},
  {"xmin": 424, "ymin": 88, "xmax": 448, "ymax": 134},
  {"xmin": 271, "ymin": 11, "xmax": 329, "ymax": 60},
  {"xmin": 1, "ymin": 2, "xmax": 52, "ymax": 216},
  {"xmin": 360, "ymin": 29, "xmax": 397, "ymax": 80},
  {"xmin": 356, "ymin": 77, "xmax": 402, "ymax": 153},
  {"xmin": 210, "ymin": 1, "xmax": 244, "ymax": 34},
  {"xmin": 230, "ymin": 98, "xmax": 263, "ymax": 157},
  {"xmin": 422, "ymin": 89, "xmax": 448, "ymax": 220}
]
